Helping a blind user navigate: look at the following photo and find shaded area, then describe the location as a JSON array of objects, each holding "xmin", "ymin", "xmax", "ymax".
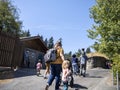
[
  {"xmin": 13, "ymin": 68, "xmax": 37, "ymax": 78},
  {"xmin": 85, "ymin": 74, "xmax": 103, "ymax": 78},
  {"xmin": 0, "ymin": 67, "xmax": 14, "ymax": 79},
  {"xmin": 80, "ymin": 73, "xmax": 103, "ymax": 78},
  {"xmin": 0, "ymin": 30, "xmax": 23, "ymax": 68},
  {"xmin": 86, "ymin": 75, "xmax": 103, "ymax": 78},
  {"xmin": 0, "ymin": 67, "xmax": 37, "ymax": 79},
  {"xmin": 73, "ymin": 83, "xmax": 88, "ymax": 89},
  {"xmin": 87, "ymin": 56, "xmax": 109, "ymax": 69}
]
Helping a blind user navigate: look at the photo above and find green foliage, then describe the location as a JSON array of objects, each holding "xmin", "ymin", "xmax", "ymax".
[
  {"xmin": 0, "ymin": 0, "xmax": 22, "ymax": 36},
  {"xmin": 40, "ymin": 35, "xmax": 43, "ymax": 41},
  {"xmin": 86, "ymin": 47, "xmax": 91, "ymax": 54},
  {"xmin": 87, "ymin": 0, "xmax": 120, "ymax": 75},
  {"xmin": 48, "ymin": 37, "xmax": 54, "ymax": 49},
  {"xmin": 44, "ymin": 38, "xmax": 48, "ymax": 47},
  {"xmin": 20, "ymin": 30, "xmax": 31, "ymax": 37},
  {"xmin": 88, "ymin": 0, "xmax": 120, "ymax": 57},
  {"xmin": 112, "ymin": 54, "xmax": 120, "ymax": 77},
  {"xmin": 64, "ymin": 51, "xmax": 72, "ymax": 60},
  {"xmin": 75, "ymin": 49, "xmax": 81, "ymax": 57},
  {"xmin": 90, "ymin": 42, "xmax": 99, "ymax": 51}
]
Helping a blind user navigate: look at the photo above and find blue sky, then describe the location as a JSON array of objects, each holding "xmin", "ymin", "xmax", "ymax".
[{"xmin": 14, "ymin": 0, "xmax": 96, "ymax": 53}]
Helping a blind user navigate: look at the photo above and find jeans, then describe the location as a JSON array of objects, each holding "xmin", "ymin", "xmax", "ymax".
[
  {"xmin": 63, "ymin": 81, "xmax": 68, "ymax": 90},
  {"xmin": 47, "ymin": 64, "xmax": 62, "ymax": 90},
  {"xmin": 72, "ymin": 63, "xmax": 78, "ymax": 74},
  {"xmin": 80, "ymin": 64, "xmax": 86, "ymax": 76}
]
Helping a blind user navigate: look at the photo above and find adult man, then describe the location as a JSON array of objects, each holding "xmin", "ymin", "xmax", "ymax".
[{"xmin": 80, "ymin": 48, "xmax": 88, "ymax": 77}]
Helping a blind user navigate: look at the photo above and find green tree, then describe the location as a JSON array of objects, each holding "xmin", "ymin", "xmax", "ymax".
[
  {"xmin": 48, "ymin": 37, "xmax": 54, "ymax": 49},
  {"xmin": 20, "ymin": 29, "xmax": 31, "ymax": 37},
  {"xmin": 75, "ymin": 49, "xmax": 81, "ymax": 57},
  {"xmin": 90, "ymin": 42, "xmax": 99, "ymax": 52},
  {"xmin": 64, "ymin": 51, "xmax": 72, "ymax": 60},
  {"xmin": 26, "ymin": 29, "xmax": 31, "ymax": 36},
  {"xmin": 87, "ymin": 0, "xmax": 120, "ymax": 73},
  {"xmin": 57, "ymin": 38, "xmax": 63, "ymax": 46},
  {"xmin": 44, "ymin": 38, "xmax": 48, "ymax": 47},
  {"xmin": 40, "ymin": 35, "xmax": 44, "ymax": 41},
  {"xmin": 86, "ymin": 47, "xmax": 91, "ymax": 54},
  {"xmin": 0, "ymin": 0, "xmax": 22, "ymax": 36}
]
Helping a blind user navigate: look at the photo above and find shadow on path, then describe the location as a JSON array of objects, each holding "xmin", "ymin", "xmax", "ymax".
[
  {"xmin": 0, "ymin": 67, "xmax": 14, "ymax": 80},
  {"xmin": 14, "ymin": 68, "xmax": 37, "ymax": 78},
  {"xmin": 73, "ymin": 83, "xmax": 88, "ymax": 89},
  {"xmin": 84, "ymin": 73, "xmax": 103, "ymax": 78}
]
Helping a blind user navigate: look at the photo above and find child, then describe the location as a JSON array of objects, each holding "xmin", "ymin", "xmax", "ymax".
[
  {"xmin": 62, "ymin": 60, "xmax": 71, "ymax": 90},
  {"xmin": 36, "ymin": 59, "xmax": 42, "ymax": 76}
]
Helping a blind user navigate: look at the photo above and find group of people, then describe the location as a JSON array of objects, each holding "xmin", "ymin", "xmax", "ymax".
[
  {"xmin": 36, "ymin": 40, "xmax": 88, "ymax": 90},
  {"xmin": 71, "ymin": 48, "xmax": 88, "ymax": 77}
]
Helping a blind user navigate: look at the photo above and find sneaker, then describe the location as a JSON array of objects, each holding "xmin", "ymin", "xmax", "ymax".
[
  {"xmin": 44, "ymin": 76, "xmax": 47, "ymax": 79},
  {"xmin": 45, "ymin": 85, "xmax": 49, "ymax": 90},
  {"xmin": 83, "ymin": 74, "xmax": 85, "ymax": 77}
]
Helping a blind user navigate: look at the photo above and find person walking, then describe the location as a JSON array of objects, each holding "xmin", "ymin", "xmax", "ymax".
[
  {"xmin": 71, "ymin": 54, "xmax": 79, "ymax": 75},
  {"xmin": 80, "ymin": 48, "xmax": 88, "ymax": 77},
  {"xmin": 62, "ymin": 60, "xmax": 71, "ymax": 90},
  {"xmin": 45, "ymin": 40, "xmax": 65, "ymax": 90},
  {"xmin": 36, "ymin": 59, "xmax": 42, "ymax": 76}
]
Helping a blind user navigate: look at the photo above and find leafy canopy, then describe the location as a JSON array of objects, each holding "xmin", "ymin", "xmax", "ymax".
[
  {"xmin": 0, "ymin": 0, "xmax": 23, "ymax": 36},
  {"xmin": 87, "ymin": 0, "xmax": 120, "ymax": 72}
]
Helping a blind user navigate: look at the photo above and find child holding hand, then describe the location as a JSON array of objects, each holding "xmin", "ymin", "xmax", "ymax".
[{"xmin": 62, "ymin": 60, "xmax": 71, "ymax": 90}]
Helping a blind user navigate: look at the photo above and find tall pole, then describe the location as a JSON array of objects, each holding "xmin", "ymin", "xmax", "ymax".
[
  {"xmin": 117, "ymin": 70, "xmax": 119, "ymax": 90},
  {"xmin": 112, "ymin": 68, "xmax": 114, "ymax": 85}
]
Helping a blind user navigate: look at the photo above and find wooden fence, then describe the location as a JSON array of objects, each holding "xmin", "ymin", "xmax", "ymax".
[{"xmin": 0, "ymin": 30, "xmax": 23, "ymax": 68}]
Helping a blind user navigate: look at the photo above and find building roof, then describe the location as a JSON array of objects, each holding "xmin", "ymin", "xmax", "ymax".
[
  {"xmin": 20, "ymin": 36, "xmax": 48, "ymax": 53},
  {"xmin": 87, "ymin": 52, "xmax": 109, "ymax": 59}
]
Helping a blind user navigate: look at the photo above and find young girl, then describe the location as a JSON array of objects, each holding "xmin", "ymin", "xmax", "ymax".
[
  {"xmin": 36, "ymin": 59, "xmax": 42, "ymax": 76},
  {"xmin": 62, "ymin": 60, "xmax": 71, "ymax": 90}
]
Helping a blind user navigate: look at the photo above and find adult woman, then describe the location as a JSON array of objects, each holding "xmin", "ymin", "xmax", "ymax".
[{"xmin": 45, "ymin": 40, "xmax": 65, "ymax": 90}]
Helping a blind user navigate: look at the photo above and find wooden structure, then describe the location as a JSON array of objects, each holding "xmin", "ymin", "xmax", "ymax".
[
  {"xmin": 87, "ymin": 53, "xmax": 109, "ymax": 69},
  {"xmin": 20, "ymin": 36, "xmax": 48, "ymax": 68},
  {"xmin": 20, "ymin": 36, "xmax": 47, "ymax": 53},
  {"xmin": 0, "ymin": 30, "xmax": 48, "ymax": 69},
  {"xmin": 0, "ymin": 30, "xmax": 23, "ymax": 68}
]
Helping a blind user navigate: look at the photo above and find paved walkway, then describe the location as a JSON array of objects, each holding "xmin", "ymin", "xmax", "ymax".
[{"xmin": 0, "ymin": 67, "xmax": 119, "ymax": 90}]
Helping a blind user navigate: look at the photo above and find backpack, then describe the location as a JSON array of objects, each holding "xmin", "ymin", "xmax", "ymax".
[{"xmin": 44, "ymin": 48, "xmax": 57, "ymax": 63}]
